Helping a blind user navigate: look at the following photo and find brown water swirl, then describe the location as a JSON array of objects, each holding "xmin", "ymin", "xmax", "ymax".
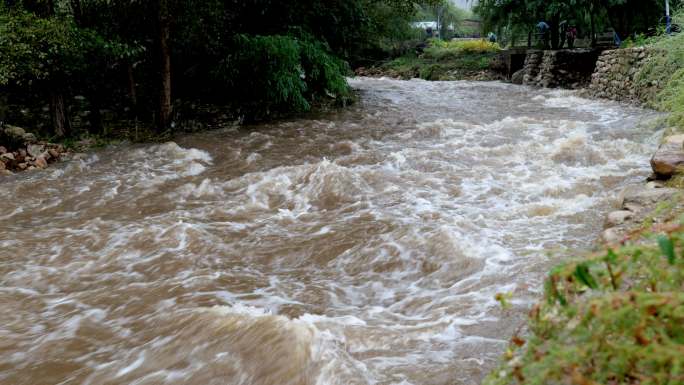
[{"xmin": 0, "ymin": 78, "xmax": 663, "ymax": 385}]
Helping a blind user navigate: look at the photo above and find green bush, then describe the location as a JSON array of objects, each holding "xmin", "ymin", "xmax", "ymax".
[
  {"xmin": 214, "ymin": 34, "xmax": 351, "ymax": 120},
  {"xmin": 422, "ymin": 39, "xmax": 501, "ymax": 61}
]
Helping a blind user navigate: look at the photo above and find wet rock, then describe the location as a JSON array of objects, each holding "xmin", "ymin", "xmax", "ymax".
[
  {"xmin": 0, "ymin": 160, "xmax": 5, "ymax": 170},
  {"xmin": 3, "ymin": 125, "xmax": 25, "ymax": 138},
  {"xmin": 645, "ymin": 181, "xmax": 665, "ymax": 189},
  {"xmin": 1, "ymin": 152, "xmax": 15, "ymax": 161},
  {"xmin": 619, "ymin": 185, "xmax": 680, "ymax": 210},
  {"xmin": 22, "ymin": 133, "xmax": 37, "ymax": 143},
  {"xmin": 48, "ymin": 149, "xmax": 60, "ymax": 159},
  {"xmin": 651, "ymin": 137, "xmax": 684, "ymax": 178},
  {"xmin": 17, "ymin": 162, "xmax": 28, "ymax": 170},
  {"xmin": 18, "ymin": 149, "xmax": 27, "ymax": 158},
  {"xmin": 34, "ymin": 156, "xmax": 48, "ymax": 169},
  {"xmin": 511, "ymin": 69, "xmax": 525, "ymax": 85},
  {"xmin": 607, "ymin": 210, "xmax": 633, "ymax": 226},
  {"xmin": 601, "ymin": 227, "xmax": 623, "ymax": 244},
  {"xmin": 71, "ymin": 153, "xmax": 88, "ymax": 160},
  {"xmin": 26, "ymin": 144, "xmax": 44, "ymax": 158},
  {"xmin": 665, "ymin": 134, "xmax": 684, "ymax": 146},
  {"xmin": 0, "ymin": 169, "xmax": 12, "ymax": 176}
]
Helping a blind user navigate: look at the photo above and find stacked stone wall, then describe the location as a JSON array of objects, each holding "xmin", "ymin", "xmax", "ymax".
[
  {"xmin": 519, "ymin": 49, "xmax": 601, "ymax": 89},
  {"xmin": 587, "ymin": 47, "xmax": 664, "ymax": 104}
]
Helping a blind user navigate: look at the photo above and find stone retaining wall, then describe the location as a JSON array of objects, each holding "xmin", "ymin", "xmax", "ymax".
[
  {"xmin": 516, "ymin": 49, "xmax": 601, "ymax": 88},
  {"xmin": 586, "ymin": 47, "xmax": 664, "ymax": 104}
]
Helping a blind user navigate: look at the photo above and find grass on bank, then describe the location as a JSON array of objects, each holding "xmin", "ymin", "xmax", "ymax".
[
  {"xmin": 633, "ymin": 10, "xmax": 684, "ymax": 134},
  {"xmin": 378, "ymin": 39, "xmax": 501, "ymax": 80},
  {"xmin": 485, "ymin": 218, "xmax": 684, "ymax": 385}
]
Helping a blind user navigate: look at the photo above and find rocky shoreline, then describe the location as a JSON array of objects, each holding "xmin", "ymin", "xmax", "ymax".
[
  {"xmin": 354, "ymin": 65, "xmax": 503, "ymax": 81},
  {"xmin": 601, "ymin": 134, "xmax": 684, "ymax": 245},
  {"xmin": 0, "ymin": 124, "xmax": 69, "ymax": 176}
]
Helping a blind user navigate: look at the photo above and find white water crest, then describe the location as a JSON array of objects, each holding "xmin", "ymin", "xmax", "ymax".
[{"xmin": 0, "ymin": 78, "xmax": 662, "ymax": 385}]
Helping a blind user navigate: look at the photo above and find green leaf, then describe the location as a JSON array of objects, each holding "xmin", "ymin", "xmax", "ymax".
[
  {"xmin": 574, "ymin": 263, "xmax": 599, "ymax": 289},
  {"xmin": 657, "ymin": 235, "xmax": 676, "ymax": 265}
]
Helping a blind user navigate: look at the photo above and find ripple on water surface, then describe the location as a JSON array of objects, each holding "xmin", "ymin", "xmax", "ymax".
[{"xmin": 0, "ymin": 78, "xmax": 663, "ymax": 385}]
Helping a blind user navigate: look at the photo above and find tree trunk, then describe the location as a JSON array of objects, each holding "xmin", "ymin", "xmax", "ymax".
[
  {"xmin": 590, "ymin": 11, "xmax": 596, "ymax": 47},
  {"xmin": 157, "ymin": 0, "xmax": 172, "ymax": 132},
  {"xmin": 127, "ymin": 61, "xmax": 138, "ymax": 118},
  {"xmin": 50, "ymin": 90, "xmax": 71, "ymax": 138},
  {"xmin": 70, "ymin": 0, "xmax": 82, "ymax": 23},
  {"xmin": 89, "ymin": 95, "xmax": 103, "ymax": 134}
]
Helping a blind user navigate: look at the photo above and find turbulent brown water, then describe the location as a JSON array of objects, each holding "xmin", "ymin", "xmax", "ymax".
[{"xmin": 0, "ymin": 78, "xmax": 663, "ymax": 385}]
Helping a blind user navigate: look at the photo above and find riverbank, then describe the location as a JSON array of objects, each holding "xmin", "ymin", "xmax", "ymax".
[
  {"xmin": 355, "ymin": 39, "xmax": 504, "ymax": 81},
  {"xmin": 482, "ymin": 44, "xmax": 684, "ymax": 385}
]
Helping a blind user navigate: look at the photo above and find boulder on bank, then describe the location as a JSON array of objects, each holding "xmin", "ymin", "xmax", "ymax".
[{"xmin": 651, "ymin": 134, "xmax": 684, "ymax": 178}]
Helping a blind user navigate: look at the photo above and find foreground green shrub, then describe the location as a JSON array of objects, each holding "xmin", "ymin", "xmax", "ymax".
[{"xmin": 486, "ymin": 225, "xmax": 684, "ymax": 385}]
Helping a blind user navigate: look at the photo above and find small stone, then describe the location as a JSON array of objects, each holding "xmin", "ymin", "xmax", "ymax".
[
  {"xmin": 607, "ymin": 210, "xmax": 634, "ymax": 226},
  {"xmin": 18, "ymin": 149, "xmax": 27, "ymax": 158},
  {"xmin": 48, "ymin": 149, "xmax": 60, "ymax": 159},
  {"xmin": 26, "ymin": 144, "xmax": 44, "ymax": 158},
  {"xmin": 0, "ymin": 152, "xmax": 15, "ymax": 161},
  {"xmin": 34, "ymin": 156, "xmax": 48, "ymax": 169}
]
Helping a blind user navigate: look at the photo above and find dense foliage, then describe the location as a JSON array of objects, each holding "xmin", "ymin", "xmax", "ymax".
[{"xmin": 0, "ymin": 0, "xmax": 441, "ymax": 137}]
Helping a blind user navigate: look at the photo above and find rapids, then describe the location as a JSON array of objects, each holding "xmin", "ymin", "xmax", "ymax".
[{"xmin": 0, "ymin": 78, "xmax": 663, "ymax": 385}]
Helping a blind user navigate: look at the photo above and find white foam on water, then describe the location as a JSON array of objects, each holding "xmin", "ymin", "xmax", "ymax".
[{"xmin": 0, "ymin": 78, "xmax": 665, "ymax": 385}]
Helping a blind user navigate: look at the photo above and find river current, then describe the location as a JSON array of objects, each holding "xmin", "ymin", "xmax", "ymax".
[{"xmin": 0, "ymin": 78, "xmax": 662, "ymax": 385}]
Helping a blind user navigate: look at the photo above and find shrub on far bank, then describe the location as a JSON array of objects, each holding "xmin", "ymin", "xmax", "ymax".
[
  {"xmin": 213, "ymin": 34, "xmax": 352, "ymax": 120},
  {"xmin": 423, "ymin": 39, "xmax": 501, "ymax": 61}
]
